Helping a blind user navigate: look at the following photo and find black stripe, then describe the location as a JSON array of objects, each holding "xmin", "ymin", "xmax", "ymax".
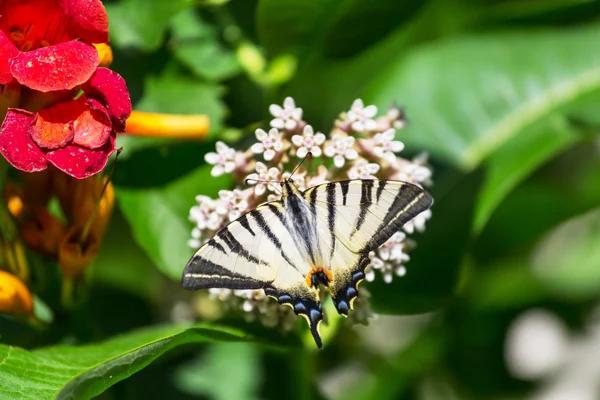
[
  {"xmin": 362, "ymin": 184, "xmax": 429, "ymax": 252},
  {"xmin": 250, "ymin": 208, "xmax": 301, "ymax": 272},
  {"xmin": 238, "ymin": 214, "xmax": 255, "ymax": 236},
  {"xmin": 326, "ymin": 182, "xmax": 336, "ymax": 259},
  {"xmin": 380, "ymin": 184, "xmax": 411, "ymax": 227},
  {"xmin": 340, "ymin": 181, "xmax": 350, "ymax": 206},
  {"xmin": 309, "ymin": 188, "xmax": 318, "ymax": 224},
  {"xmin": 250, "ymin": 209, "xmax": 281, "ymax": 249},
  {"xmin": 217, "ymin": 228, "xmax": 264, "ymax": 265},
  {"xmin": 182, "ymin": 256, "xmax": 265, "ymax": 290},
  {"xmin": 208, "ymin": 238, "xmax": 227, "ymax": 255},
  {"xmin": 354, "ymin": 180, "xmax": 374, "ymax": 234},
  {"xmin": 285, "ymin": 194, "xmax": 318, "ymax": 266},
  {"xmin": 267, "ymin": 203, "xmax": 287, "ymax": 227},
  {"xmin": 376, "ymin": 180, "xmax": 386, "ymax": 203}
]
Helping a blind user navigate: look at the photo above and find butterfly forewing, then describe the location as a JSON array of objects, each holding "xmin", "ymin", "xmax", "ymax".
[{"xmin": 182, "ymin": 209, "xmax": 280, "ymax": 290}]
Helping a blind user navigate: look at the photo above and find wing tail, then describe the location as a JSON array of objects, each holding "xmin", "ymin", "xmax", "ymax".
[{"xmin": 265, "ymin": 286, "xmax": 324, "ymax": 349}]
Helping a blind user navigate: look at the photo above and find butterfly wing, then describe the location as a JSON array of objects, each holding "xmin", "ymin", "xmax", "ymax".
[
  {"xmin": 303, "ymin": 180, "xmax": 433, "ymax": 315},
  {"xmin": 182, "ymin": 201, "xmax": 324, "ymax": 347}
]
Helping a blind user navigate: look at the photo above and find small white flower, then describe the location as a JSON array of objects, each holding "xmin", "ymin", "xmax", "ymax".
[
  {"xmin": 403, "ymin": 209, "xmax": 432, "ymax": 234},
  {"xmin": 208, "ymin": 288, "xmax": 233, "ymax": 302},
  {"xmin": 217, "ymin": 189, "xmax": 250, "ymax": 222},
  {"xmin": 387, "ymin": 106, "xmax": 407, "ymax": 130},
  {"xmin": 269, "ymin": 97, "xmax": 303, "ymax": 130},
  {"xmin": 392, "ymin": 154, "xmax": 433, "ymax": 186},
  {"xmin": 291, "ymin": 125, "xmax": 326, "ymax": 158},
  {"xmin": 204, "ymin": 141, "xmax": 237, "ymax": 177},
  {"xmin": 380, "ymin": 232, "xmax": 410, "ymax": 262},
  {"xmin": 251, "ymin": 128, "xmax": 284, "ymax": 161},
  {"xmin": 376, "ymin": 105, "xmax": 407, "ymax": 131},
  {"xmin": 347, "ymin": 159, "xmax": 380, "ymax": 180},
  {"xmin": 306, "ymin": 165, "xmax": 329, "ymax": 188},
  {"xmin": 246, "ymin": 162, "xmax": 281, "ymax": 196},
  {"xmin": 372, "ymin": 128, "xmax": 404, "ymax": 164},
  {"xmin": 188, "ymin": 195, "xmax": 225, "ymax": 248},
  {"xmin": 324, "ymin": 133, "xmax": 358, "ymax": 168},
  {"xmin": 367, "ymin": 232, "xmax": 410, "ymax": 283},
  {"xmin": 346, "ymin": 99, "xmax": 378, "ymax": 132}
]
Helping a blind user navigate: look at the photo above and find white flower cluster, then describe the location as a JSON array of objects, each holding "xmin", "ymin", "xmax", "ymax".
[
  {"xmin": 367, "ymin": 232, "xmax": 410, "ymax": 283},
  {"xmin": 194, "ymin": 97, "xmax": 434, "ymax": 329}
]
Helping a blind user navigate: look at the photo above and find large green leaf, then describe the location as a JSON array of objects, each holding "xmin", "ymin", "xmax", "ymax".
[
  {"xmin": 117, "ymin": 164, "xmax": 231, "ymax": 280},
  {"xmin": 256, "ymin": 0, "xmax": 422, "ymax": 58},
  {"xmin": 0, "ymin": 324, "xmax": 250, "ymax": 400},
  {"xmin": 170, "ymin": 10, "xmax": 241, "ymax": 81},
  {"xmin": 285, "ymin": 22, "xmax": 600, "ymax": 170},
  {"xmin": 106, "ymin": 0, "xmax": 194, "ymax": 51},
  {"xmin": 363, "ymin": 24, "xmax": 600, "ymax": 168},
  {"xmin": 173, "ymin": 342, "xmax": 261, "ymax": 399},
  {"xmin": 532, "ymin": 207, "xmax": 600, "ymax": 300},
  {"xmin": 473, "ymin": 116, "xmax": 580, "ymax": 233}
]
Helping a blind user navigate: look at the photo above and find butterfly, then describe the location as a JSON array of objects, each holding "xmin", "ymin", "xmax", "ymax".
[{"xmin": 182, "ymin": 170, "xmax": 433, "ymax": 348}]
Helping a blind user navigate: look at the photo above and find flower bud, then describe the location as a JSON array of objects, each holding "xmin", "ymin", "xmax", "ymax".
[{"xmin": 0, "ymin": 270, "xmax": 33, "ymax": 316}]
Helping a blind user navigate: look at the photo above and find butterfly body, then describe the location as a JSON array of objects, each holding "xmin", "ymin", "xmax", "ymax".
[{"xmin": 182, "ymin": 178, "xmax": 433, "ymax": 348}]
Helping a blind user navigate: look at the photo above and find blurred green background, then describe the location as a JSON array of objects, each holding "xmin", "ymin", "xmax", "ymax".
[{"xmin": 3, "ymin": 0, "xmax": 600, "ymax": 399}]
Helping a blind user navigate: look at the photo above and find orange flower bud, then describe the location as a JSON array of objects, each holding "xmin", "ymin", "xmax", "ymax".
[
  {"xmin": 0, "ymin": 270, "xmax": 33, "ymax": 316},
  {"xmin": 125, "ymin": 110, "xmax": 209, "ymax": 139},
  {"xmin": 93, "ymin": 43, "xmax": 113, "ymax": 67},
  {"xmin": 6, "ymin": 192, "xmax": 24, "ymax": 218},
  {"xmin": 58, "ymin": 226, "xmax": 100, "ymax": 280},
  {"xmin": 70, "ymin": 177, "xmax": 115, "ymax": 238}
]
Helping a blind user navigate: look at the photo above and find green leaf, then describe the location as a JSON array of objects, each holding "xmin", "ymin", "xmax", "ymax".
[
  {"xmin": 173, "ymin": 342, "xmax": 261, "ymax": 400},
  {"xmin": 473, "ymin": 116, "xmax": 580, "ymax": 233},
  {"xmin": 135, "ymin": 74, "xmax": 227, "ymax": 134},
  {"xmin": 368, "ymin": 168, "xmax": 483, "ymax": 314},
  {"xmin": 0, "ymin": 324, "xmax": 250, "ymax": 400},
  {"xmin": 256, "ymin": 0, "xmax": 421, "ymax": 58},
  {"xmin": 106, "ymin": 0, "xmax": 194, "ymax": 51},
  {"xmin": 170, "ymin": 9, "xmax": 241, "ymax": 81},
  {"xmin": 256, "ymin": 0, "xmax": 329, "ymax": 57},
  {"xmin": 532, "ymin": 207, "xmax": 600, "ymax": 300},
  {"xmin": 117, "ymin": 165, "xmax": 231, "ymax": 280},
  {"xmin": 363, "ymin": 24, "xmax": 600, "ymax": 168}
]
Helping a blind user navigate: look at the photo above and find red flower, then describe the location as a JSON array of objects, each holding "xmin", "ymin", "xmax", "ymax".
[
  {"xmin": 0, "ymin": 68, "xmax": 131, "ymax": 179},
  {"xmin": 0, "ymin": 0, "xmax": 108, "ymax": 92}
]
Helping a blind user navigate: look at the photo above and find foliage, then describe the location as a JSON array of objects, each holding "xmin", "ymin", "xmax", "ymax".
[{"xmin": 2, "ymin": 0, "xmax": 600, "ymax": 399}]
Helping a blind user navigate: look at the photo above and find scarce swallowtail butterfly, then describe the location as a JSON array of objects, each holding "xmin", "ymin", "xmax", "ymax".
[{"xmin": 182, "ymin": 160, "xmax": 433, "ymax": 348}]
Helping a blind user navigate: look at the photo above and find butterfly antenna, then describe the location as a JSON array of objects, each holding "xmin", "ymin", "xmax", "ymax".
[
  {"xmin": 289, "ymin": 152, "xmax": 313, "ymax": 181},
  {"xmin": 244, "ymin": 177, "xmax": 282, "ymax": 195}
]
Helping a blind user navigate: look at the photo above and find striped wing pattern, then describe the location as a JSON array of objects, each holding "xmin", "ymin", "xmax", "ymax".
[{"xmin": 182, "ymin": 179, "xmax": 433, "ymax": 348}]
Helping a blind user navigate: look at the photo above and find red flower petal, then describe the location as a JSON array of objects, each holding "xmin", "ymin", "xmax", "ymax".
[
  {"xmin": 0, "ymin": 108, "xmax": 48, "ymax": 172},
  {"xmin": 0, "ymin": 32, "xmax": 19, "ymax": 85},
  {"xmin": 45, "ymin": 138, "xmax": 114, "ymax": 179},
  {"xmin": 82, "ymin": 68, "xmax": 131, "ymax": 132},
  {"xmin": 64, "ymin": 0, "xmax": 109, "ymax": 44},
  {"xmin": 29, "ymin": 99, "xmax": 84, "ymax": 149},
  {"xmin": 72, "ymin": 98, "xmax": 111, "ymax": 149},
  {"xmin": 11, "ymin": 41, "xmax": 99, "ymax": 92}
]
